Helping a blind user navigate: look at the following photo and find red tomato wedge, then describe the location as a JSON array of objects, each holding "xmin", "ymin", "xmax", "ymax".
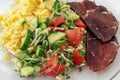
[
  {"xmin": 73, "ymin": 50, "xmax": 85, "ymax": 65},
  {"xmin": 52, "ymin": 15, "xmax": 66, "ymax": 27},
  {"xmin": 75, "ymin": 20, "xmax": 86, "ymax": 29},
  {"xmin": 45, "ymin": 55, "xmax": 58, "ymax": 67},
  {"xmin": 65, "ymin": 28, "xmax": 83, "ymax": 47},
  {"xmin": 45, "ymin": 64, "xmax": 66, "ymax": 76},
  {"xmin": 41, "ymin": 55, "xmax": 66, "ymax": 76}
]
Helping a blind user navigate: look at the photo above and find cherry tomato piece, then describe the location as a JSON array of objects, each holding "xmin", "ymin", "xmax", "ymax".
[
  {"xmin": 72, "ymin": 50, "xmax": 85, "ymax": 65},
  {"xmin": 41, "ymin": 55, "xmax": 66, "ymax": 76},
  {"xmin": 52, "ymin": 15, "xmax": 66, "ymax": 27},
  {"xmin": 65, "ymin": 28, "xmax": 83, "ymax": 47},
  {"xmin": 75, "ymin": 20, "xmax": 86, "ymax": 29}
]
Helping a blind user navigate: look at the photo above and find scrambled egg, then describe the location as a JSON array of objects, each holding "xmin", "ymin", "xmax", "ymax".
[{"xmin": 0, "ymin": 0, "xmax": 55, "ymax": 51}]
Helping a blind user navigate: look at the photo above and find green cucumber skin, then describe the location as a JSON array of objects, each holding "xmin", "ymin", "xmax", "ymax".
[
  {"xmin": 20, "ymin": 30, "xmax": 31, "ymax": 50},
  {"xmin": 39, "ymin": 22, "xmax": 46, "ymax": 30},
  {"xmin": 36, "ymin": 45, "xmax": 44, "ymax": 57},
  {"xmin": 53, "ymin": 40, "xmax": 66, "ymax": 46},
  {"xmin": 15, "ymin": 50, "xmax": 29, "ymax": 60},
  {"xmin": 48, "ymin": 32, "xmax": 66, "ymax": 44}
]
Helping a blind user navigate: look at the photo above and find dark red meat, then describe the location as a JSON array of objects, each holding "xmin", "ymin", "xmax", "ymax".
[
  {"xmin": 82, "ymin": 0, "xmax": 97, "ymax": 10},
  {"xmin": 69, "ymin": 0, "xmax": 119, "ymax": 72},
  {"xmin": 95, "ymin": 6, "xmax": 108, "ymax": 13},
  {"xmin": 84, "ymin": 11, "xmax": 118, "ymax": 42},
  {"xmin": 69, "ymin": 2, "xmax": 86, "ymax": 16},
  {"xmin": 69, "ymin": 0, "xmax": 118, "ymax": 42},
  {"xmin": 86, "ymin": 31, "xmax": 119, "ymax": 71}
]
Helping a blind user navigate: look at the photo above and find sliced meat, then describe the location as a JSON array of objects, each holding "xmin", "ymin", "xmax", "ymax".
[
  {"xmin": 83, "ymin": 11, "xmax": 118, "ymax": 42},
  {"xmin": 69, "ymin": 2, "xmax": 86, "ymax": 16},
  {"xmin": 86, "ymin": 31, "xmax": 119, "ymax": 71},
  {"xmin": 69, "ymin": 0, "xmax": 119, "ymax": 72},
  {"xmin": 82, "ymin": 0, "xmax": 97, "ymax": 10},
  {"xmin": 69, "ymin": 0, "xmax": 119, "ymax": 42},
  {"xmin": 95, "ymin": 6, "xmax": 108, "ymax": 13}
]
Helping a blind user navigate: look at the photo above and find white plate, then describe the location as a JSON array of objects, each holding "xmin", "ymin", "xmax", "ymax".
[{"xmin": 0, "ymin": 0, "xmax": 120, "ymax": 80}]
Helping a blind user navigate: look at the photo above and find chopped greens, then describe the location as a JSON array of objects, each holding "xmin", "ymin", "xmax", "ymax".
[
  {"xmin": 66, "ymin": 75, "xmax": 71, "ymax": 79},
  {"xmin": 45, "ymin": 17, "xmax": 51, "ymax": 25},
  {"xmin": 22, "ymin": 20, "xmax": 26, "ymax": 27},
  {"xmin": 39, "ymin": 22, "xmax": 46, "ymax": 30},
  {"xmin": 78, "ymin": 67, "xmax": 82, "ymax": 72},
  {"xmin": 78, "ymin": 51, "xmax": 85, "ymax": 57},
  {"xmin": 63, "ymin": 10, "xmax": 68, "ymax": 17},
  {"xmin": 52, "ymin": 0, "xmax": 61, "ymax": 12},
  {"xmin": 66, "ymin": 22, "xmax": 74, "ymax": 29}
]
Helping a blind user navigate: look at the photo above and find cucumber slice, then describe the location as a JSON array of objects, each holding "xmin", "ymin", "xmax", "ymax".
[
  {"xmin": 36, "ymin": 45, "xmax": 44, "ymax": 57},
  {"xmin": 68, "ymin": 11, "xmax": 79, "ymax": 20},
  {"xmin": 15, "ymin": 49, "xmax": 29, "ymax": 60},
  {"xmin": 20, "ymin": 30, "xmax": 31, "ymax": 50},
  {"xmin": 53, "ymin": 40, "xmax": 66, "ymax": 46},
  {"xmin": 34, "ymin": 66, "xmax": 41, "ymax": 73},
  {"xmin": 48, "ymin": 32, "xmax": 66, "ymax": 44},
  {"xmin": 16, "ymin": 62, "xmax": 22, "ymax": 72},
  {"xmin": 30, "ymin": 16, "xmax": 39, "ymax": 31},
  {"xmin": 39, "ymin": 22, "xmax": 46, "ymax": 30},
  {"xmin": 20, "ymin": 66, "xmax": 34, "ymax": 77}
]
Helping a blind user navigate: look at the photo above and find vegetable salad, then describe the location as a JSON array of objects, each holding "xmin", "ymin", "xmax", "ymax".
[{"xmin": 15, "ymin": 0, "xmax": 87, "ymax": 79}]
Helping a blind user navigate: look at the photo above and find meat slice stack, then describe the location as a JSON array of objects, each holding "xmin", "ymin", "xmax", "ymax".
[
  {"xmin": 69, "ymin": 0, "xmax": 119, "ymax": 71},
  {"xmin": 87, "ymin": 31, "xmax": 118, "ymax": 71},
  {"xmin": 69, "ymin": 0, "xmax": 119, "ymax": 42}
]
